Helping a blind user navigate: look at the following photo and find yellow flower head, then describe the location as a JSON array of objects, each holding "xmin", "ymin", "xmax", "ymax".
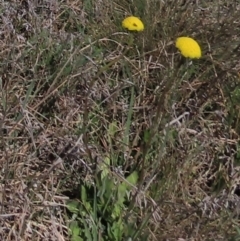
[
  {"xmin": 122, "ymin": 16, "xmax": 144, "ymax": 31},
  {"xmin": 175, "ymin": 37, "xmax": 201, "ymax": 59}
]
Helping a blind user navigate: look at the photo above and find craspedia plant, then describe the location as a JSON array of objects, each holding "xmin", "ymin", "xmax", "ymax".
[
  {"xmin": 122, "ymin": 16, "xmax": 144, "ymax": 31},
  {"xmin": 176, "ymin": 37, "xmax": 201, "ymax": 59}
]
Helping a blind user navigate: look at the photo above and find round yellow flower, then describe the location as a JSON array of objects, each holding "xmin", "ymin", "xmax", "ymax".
[
  {"xmin": 122, "ymin": 16, "xmax": 144, "ymax": 31},
  {"xmin": 175, "ymin": 37, "xmax": 201, "ymax": 59}
]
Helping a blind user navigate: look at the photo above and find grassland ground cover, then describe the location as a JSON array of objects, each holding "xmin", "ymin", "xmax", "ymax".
[{"xmin": 1, "ymin": 0, "xmax": 240, "ymax": 240}]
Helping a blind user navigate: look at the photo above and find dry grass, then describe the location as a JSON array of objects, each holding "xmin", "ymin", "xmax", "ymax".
[{"xmin": 1, "ymin": 0, "xmax": 240, "ymax": 240}]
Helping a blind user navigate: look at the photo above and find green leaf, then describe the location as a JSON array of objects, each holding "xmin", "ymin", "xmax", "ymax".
[
  {"xmin": 99, "ymin": 156, "xmax": 110, "ymax": 180},
  {"xmin": 82, "ymin": 219, "xmax": 93, "ymax": 241},
  {"xmin": 108, "ymin": 121, "xmax": 118, "ymax": 137},
  {"xmin": 108, "ymin": 220, "xmax": 124, "ymax": 240},
  {"xmin": 117, "ymin": 183, "xmax": 127, "ymax": 204},
  {"xmin": 69, "ymin": 221, "xmax": 83, "ymax": 241},
  {"xmin": 71, "ymin": 236, "xmax": 83, "ymax": 241},
  {"xmin": 81, "ymin": 185, "xmax": 87, "ymax": 204},
  {"xmin": 70, "ymin": 221, "xmax": 81, "ymax": 236},
  {"xmin": 112, "ymin": 203, "xmax": 122, "ymax": 219},
  {"xmin": 126, "ymin": 171, "xmax": 138, "ymax": 187},
  {"xmin": 117, "ymin": 171, "xmax": 138, "ymax": 204},
  {"xmin": 67, "ymin": 200, "xmax": 79, "ymax": 214}
]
